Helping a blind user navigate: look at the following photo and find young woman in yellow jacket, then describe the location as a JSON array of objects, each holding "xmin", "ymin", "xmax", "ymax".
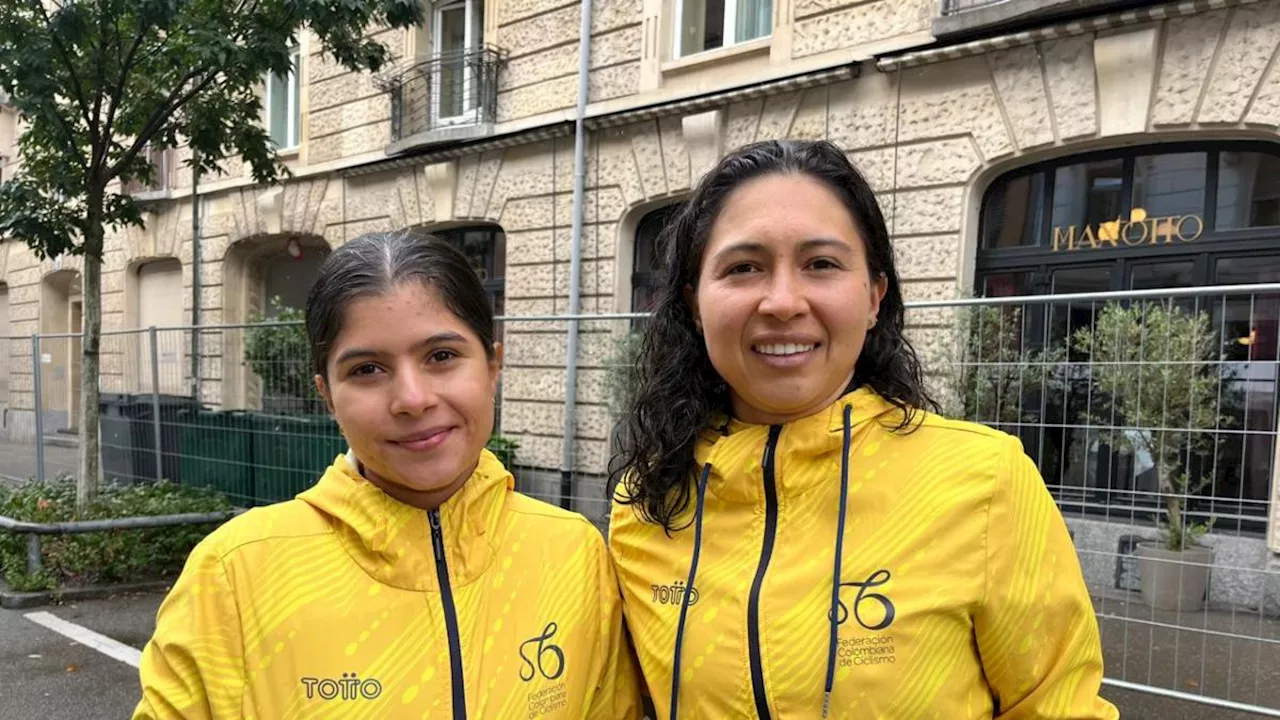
[
  {"xmin": 135, "ymin": 233, "xmax": 642, "ymax": 719},
  {"xmin": 609, "ymin": 140, "xmax": 1119, "ymax": 720}
]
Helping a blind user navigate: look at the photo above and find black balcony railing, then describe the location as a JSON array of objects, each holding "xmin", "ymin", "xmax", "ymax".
[
  {"xmin": 940, "ymin": 0, "xmax": 1012, "ymax": 15},
  {"xmin": 375, "ymin": 45, "xmax": 506, "ymax": 142}
]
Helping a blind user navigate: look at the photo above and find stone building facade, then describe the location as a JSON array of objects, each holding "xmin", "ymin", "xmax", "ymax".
[{"xmin": 3, "ymin": 0, "xmax": 1280, "ymax": 570}]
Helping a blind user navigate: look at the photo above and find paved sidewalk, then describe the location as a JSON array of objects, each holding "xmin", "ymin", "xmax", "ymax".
[
  {"xmin": 0, "ymin": 437, "xmax": 77, "ymax": 486},
  {"xmin": 1096, "ymin": 594, "xmax": 1280, "ymax": 717}
]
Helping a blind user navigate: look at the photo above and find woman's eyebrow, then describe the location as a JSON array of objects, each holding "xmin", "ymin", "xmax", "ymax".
[
  {"xmin": 333, "ymin": 331, "xmax": 467, "ymax": 365},
  {"xmin": 711, "ymin": 237, "xmax": 850, "ymax": 264}
]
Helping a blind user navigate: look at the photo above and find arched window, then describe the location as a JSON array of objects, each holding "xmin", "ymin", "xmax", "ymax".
[
  {"xmin": 632, "ymin": 205, "xmax": 678, "ymax": 315},
  {"xmin": 975, "ymin": 142, "xmax": 1280, "ymax": 533},
  {"xmin": 435, "ymin": 225, "xmax": 505, "ymax": 340},
  {"xmin": 436, "ymin": 225, "xmax": 505, "ymax": 311},
  {"xmin": 977, "ymin": 143, "xmax": 1280, "ymax": 295}
]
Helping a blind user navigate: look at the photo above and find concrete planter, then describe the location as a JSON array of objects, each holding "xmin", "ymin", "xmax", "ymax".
[{"xmin": 1135, "ymin": 543, "xmax": 1213, "ymax": 613}]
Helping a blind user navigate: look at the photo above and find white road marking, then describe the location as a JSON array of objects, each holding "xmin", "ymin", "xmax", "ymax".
[{"xmin": 23, "ymin": 611, "xmax": 141, "ymax": 668}]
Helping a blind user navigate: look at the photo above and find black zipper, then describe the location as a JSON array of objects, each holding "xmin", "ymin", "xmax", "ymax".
[
  {"xmin": 748, "ymin": 425, "xmax": 782, "ymax": 720},
  {"xmin": 429, "ymin": 509, "xmax": 467, "ymax": 720}
]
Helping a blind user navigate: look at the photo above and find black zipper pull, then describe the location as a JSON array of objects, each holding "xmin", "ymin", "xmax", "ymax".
[{"xmin": 429, "ymin": 509, "xmax": 445, "ymax": 562}]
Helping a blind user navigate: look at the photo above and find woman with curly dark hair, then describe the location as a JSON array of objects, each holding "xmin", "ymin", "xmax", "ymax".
[{"xmin": 608, "ymin": 139, "xmax": 1116, "ymax": 720}]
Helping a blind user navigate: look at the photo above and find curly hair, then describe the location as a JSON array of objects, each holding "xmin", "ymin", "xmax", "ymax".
[{"xmin": 610, "ymin": 139, "xmax": 937, "ymax": 532}]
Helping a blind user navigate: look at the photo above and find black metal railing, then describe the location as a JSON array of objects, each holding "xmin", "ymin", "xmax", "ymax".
[
  {"xmin": 940, "ymin": 0, "xmax": 1012, "ymax": 15},
  {"xmin": 375, "ymin": 45, "xmax": 506, "ymax": 142}
]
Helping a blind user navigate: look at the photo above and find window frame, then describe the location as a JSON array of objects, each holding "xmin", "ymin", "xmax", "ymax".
[
  {"xmin": 673, "ymin": 0, "xmax": 771, "ymax": 59},
  {"xmin": 431, "ymin": 0, "xmax": 485, "ymax": 126},
  {"xmin": 264, "ymin": 45, "xmax": 302, "ymax": 150}
]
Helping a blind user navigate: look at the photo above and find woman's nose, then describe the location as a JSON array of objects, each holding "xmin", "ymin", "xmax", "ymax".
[{"xmin": 388, "ymin": 367, "xmax": 439, "ymax": 416}]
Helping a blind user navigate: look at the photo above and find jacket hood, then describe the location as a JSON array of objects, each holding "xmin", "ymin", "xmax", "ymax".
[{"xmin": 298, "ymin": 449, "xmax": 512, "ymax": 591}]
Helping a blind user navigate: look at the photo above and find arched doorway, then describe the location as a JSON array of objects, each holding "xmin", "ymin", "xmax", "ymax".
[
  {"xmin": 127, "ymin": 258, "xmax": 185, "ymax": 394},
  {"xmin": 40, "ymin": 269, "xmax": 83, "ymax": 433},
  {"xmin": 223, "ymin": 235, "xmax": 330, "ymax": 410},
  {"xmin": 974, "ymin": 141, "xmax": 1280, "ymax": 533},
  {"xmin": 0, "ymin": 282, "xmax": 10, "ymax": 431}
]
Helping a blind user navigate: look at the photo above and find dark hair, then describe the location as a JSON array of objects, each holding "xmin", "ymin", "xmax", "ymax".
[
  {"xmin": 306, "ymin": 231, "xmax": 496, "ymax": 378},
  {"xmin": 611, "ymin": 139, "xmax": 936, "ymax": 531}
]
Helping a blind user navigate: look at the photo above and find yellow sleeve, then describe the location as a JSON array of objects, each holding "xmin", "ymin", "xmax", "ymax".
[
  {"xmin": 133, "ymin": 540, "xmax": 244, "ymax": 720},
  {"xmin": 586, "ymin": 530, "xmax": 644, "ymax": 720},
  {"xmin": 975, "ymin": 437, "xmax": 1119, "ymax": 720}
]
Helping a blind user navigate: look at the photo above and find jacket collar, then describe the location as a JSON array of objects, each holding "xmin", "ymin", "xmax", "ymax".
[
  {"xmin": 298, "ymin": 449, "xmax": 512, "ymax": 591},
  {"xmin": 694, "ymin": 388, "xmax": 905, "ymax": 505}
]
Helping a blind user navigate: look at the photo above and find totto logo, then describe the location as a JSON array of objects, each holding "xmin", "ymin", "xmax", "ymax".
[
  {"xmin": 300, "ymin": 673, "xmax": 383, "ymax": 700},
  {"xmin": 519, "ymin": 622, "xmax": 565, "ymax": 682},
  {"xmin": 832, "ymin": 569, "xmax": 896, "ymax": 631},
  {"xmin": 651, "ymin": 581, "xmax": 698, "ymax": 606}
]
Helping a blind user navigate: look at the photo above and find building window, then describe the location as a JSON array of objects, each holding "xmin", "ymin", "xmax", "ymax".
[
  {"xmin": 436, "ymin": 225, "xmax": 505, "ymax": 336},
  {"xmin": 632, "ymin": 205, "xmax": 678, "ymax": 315},
  {"xmin": 1216, "ymin": 151, "xmax": 1280, "ymax": 230},
  {"xmin": 266, "ymin": 46, "xmax": 301, "ymax": 149},
  {"xmin": 675, "ymin": 0, "xmax": 771, "ymax": 58},
  {"xmin": 434, "ymin": 0, "xmax": 485, "ymax": 123},
  {"xmin": 972, "ymin": 142, "xmax": 1280, "ymax": 534}
]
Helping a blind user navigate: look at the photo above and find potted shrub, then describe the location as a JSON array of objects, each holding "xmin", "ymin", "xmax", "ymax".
[
  {"xmin": 1071, "ymin": 301, "xmax": 1226, "ymax": 612},
  {"xmin": 245, "ymin": 298, "xmax": 325, "ymax": 415}
]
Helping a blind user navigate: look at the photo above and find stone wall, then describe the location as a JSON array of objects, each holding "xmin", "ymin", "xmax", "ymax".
[
  {"xmin": 495, "ymin": 0, "xmax": 643, "ymax": 121},
  {"xmin": 792, "ymin": 0, "xmax": 934, "ymax": 59},
  {"xmin": 1068, "ymin": 516, "xmax": 1279, "ymax": 616}
]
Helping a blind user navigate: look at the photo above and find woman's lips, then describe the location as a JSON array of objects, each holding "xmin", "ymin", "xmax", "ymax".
[{"xmin": 391, "ymin": 427, "xmax": 453, "ymax": 452}]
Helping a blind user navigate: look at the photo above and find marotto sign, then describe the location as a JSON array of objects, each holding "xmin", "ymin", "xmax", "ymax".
[{"xmin": 1051, "ymin": 207, "xmax": 1204, "ymax": 252}]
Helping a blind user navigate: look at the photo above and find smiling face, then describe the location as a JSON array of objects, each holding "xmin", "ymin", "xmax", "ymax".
[
  {"xmin": 690, "ymin": 173, "xmax": 887, "ymax": 426},
  {"xmin": 315, "ymin": 281, "xmax": 502, "ymax": 509}
]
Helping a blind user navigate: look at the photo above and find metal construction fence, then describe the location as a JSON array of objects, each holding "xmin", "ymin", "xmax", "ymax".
[{"xmin": 1, "ymin": 283, "xmax": 1279, "ymax": 714}]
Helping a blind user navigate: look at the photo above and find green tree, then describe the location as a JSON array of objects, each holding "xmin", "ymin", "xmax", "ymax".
[
  {"xmin": 0, "ymin": 0, "xmax": 421, "ymax": 512},
  {"xmin": 1071, "ymin": 302, "xmax": 1228, "ymax": 550}
]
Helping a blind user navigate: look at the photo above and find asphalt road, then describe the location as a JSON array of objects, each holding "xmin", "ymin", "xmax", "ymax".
[{"xmin": 0, "ymin": 591, "xmax": 162, "ymax": 720}]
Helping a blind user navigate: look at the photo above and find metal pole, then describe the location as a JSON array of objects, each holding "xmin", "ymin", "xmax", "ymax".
[
  {"xmin": 559, "ymin": 0, "xmax": 594, "ymax": 510},
  {"xmin": 32, "ymin": 334, "xmax": 45, "ymax": 484},
  {"xmin": 190, "ymin": 155, "xmax": 201, "ymax": 403},
  {"xmin": 26, "ymin": 534, "xmax": 41, "ymax": 576},
  {"xmin": 149, "ymin": 326, "xmax": 162, "ymax": 482}
]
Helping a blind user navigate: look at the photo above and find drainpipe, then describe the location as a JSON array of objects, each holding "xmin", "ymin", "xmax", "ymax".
[
  {"xmin": 190, "ymin": 153, "xmax": 201, "ymax": 402},
  {"xmin": 560, "ymin": 0, "xmax": 593, "ymax": 510}
]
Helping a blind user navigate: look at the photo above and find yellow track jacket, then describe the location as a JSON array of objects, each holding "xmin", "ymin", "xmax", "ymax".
[
  {"xmin": 610, "ymin": 389, "xmax": 1118, "ymax": 720},
  {"xmin": 136, "ymin": 450, "xmax": 641, "ymax": 719}
]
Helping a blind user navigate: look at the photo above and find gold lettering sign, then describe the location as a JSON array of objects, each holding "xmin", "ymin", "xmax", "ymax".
[{"xmin": 1050, "ymin": 207, "xmax": 1204, "ymax": 252}]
